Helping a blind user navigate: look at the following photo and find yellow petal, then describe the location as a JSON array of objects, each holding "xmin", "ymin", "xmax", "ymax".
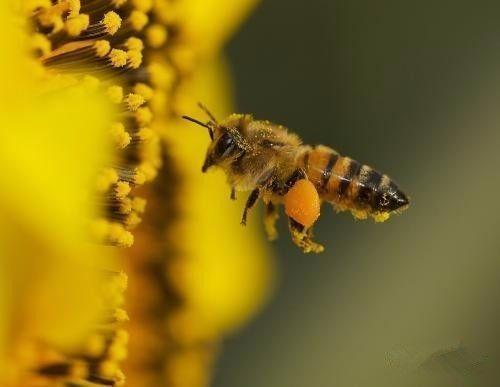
[{"xmin": 177, "ymin": 0, "xmax": 261, "ymax": 56}]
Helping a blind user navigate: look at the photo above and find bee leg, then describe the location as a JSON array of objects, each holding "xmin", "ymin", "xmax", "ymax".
[
  {"xmin": 241, "ymin": 187, "xmax": 260, "ymax": 226},
  {"xmin": 288, "ymin": 218, "xmax": 324, "ymax": 254},
  {"xmin": 264, "ymin": 202, "xmax": 279, "ymax": 241},
  {"xmin": 285, "ymin": 168, "xmax": 307, "ymax": 192},
  {"xmin": 230, "ymin": 187, "xmax": 237, "ymax": 200}
]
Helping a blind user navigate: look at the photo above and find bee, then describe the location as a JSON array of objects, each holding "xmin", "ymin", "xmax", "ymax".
[{"xmin": 183, "ymin": 104, "xmax": 409, "ymax": 253}]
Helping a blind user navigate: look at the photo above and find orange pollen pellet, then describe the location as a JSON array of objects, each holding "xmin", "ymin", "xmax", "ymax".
[{"xmin": 284, "ymin": 179, "xmax": 321, "ymax": 228}]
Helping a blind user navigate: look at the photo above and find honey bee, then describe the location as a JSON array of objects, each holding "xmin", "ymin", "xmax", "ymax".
[{"xmin": 183, "ymin": 104, "xmax": 409, "ymax": 253}]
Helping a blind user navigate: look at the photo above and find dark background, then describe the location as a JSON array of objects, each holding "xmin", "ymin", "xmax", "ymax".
[{"xmin": 215, "ymin": 2, "xmax": 500, "ymax": 386}]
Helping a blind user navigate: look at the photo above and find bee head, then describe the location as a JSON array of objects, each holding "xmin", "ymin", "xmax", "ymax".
[
  {"xmin": 182, "ymin": 104, "xmax": 250, "ymax": 173},
  {"xmin": 203, "ymin": 127, "xmax": 250, "ymax": 171}
]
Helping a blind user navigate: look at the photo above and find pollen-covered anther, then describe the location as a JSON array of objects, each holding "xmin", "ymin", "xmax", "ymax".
[
  {"xmin": 148, "ymin": 61, "xmax": 175, "ymax": 90},
  {"xmin": 129, "ymin": 10, "xmax": 149, "ymax": 31},
  {"xmin": 153, "ymin": 0, "xmax": 178, "ymax": 24},
  {"xmin": 110, "ymin": 122, "xmax": 131, "ymax": 148},
  {"xmin": 125, "ymin": 37, "xmax": 144, "ymax": 51},
  {"xmin": 109, "ymin": 48, "xmax": 128, "ymax": 67},
  {"xmin": 85, "ymin": 334, "xmax": 106, "ymax": 357},
  {"xmin": 107, "ymin": 222, "xmax": 134, "ymax": 247},
  {"xmin": 65, "ymin": 13, "xmax": 89, "ymax": 36},
  {"xmin": 112, "ymin": 272, "xmax": 129, "ymax": 294},
  {"xmin": 170, "ymin": 45, "xmax": 197, "ymax": 74},
  {"xmin": 133, "ymin": 169, "xmax": 147, "ymax": 185},
  {"xmin": 137, "ymin": 162, "xmax": 158, "ymax": 182},
  {"xmin": 31, "ymin": 33, "xmax": 52, "ymax": 56},
  {"xmin": 37, "ymin": 9, "xmax": 64, "ymax": 33},
  {"xmin": 118, "ymin": 198, "xmax": 132, "ymax": 214},
  {"xmin": 146, "ymin": 24, "xmax": 168, "ymax": 48},
  {"xmin": 99, "ymin": 360, "xmax": 121, "ymax": 381},
  {"xmin": 113, "ymin": 308, "xmax": 130, "ymax": 323},
  {"xmin": 112, "ymin": 0, "xmax": 128, "ymax": 7},
  {"xmin": 133, "ymin": 83, "xmax": 154, "ymax": 100},
  {"xmin": 124, "ymin": 212, "xmax": 142, "ymax": 229},
  {"xmin": 94, "ymin": 40, "xmax": 111, "ymax": 57},
  {"xmin": 108, "ymin": 341, "xmax": 128, "ymax": 361},
  {"xmin": 135, "ymin": 106, "xmax": 153, "ymax": 125},
  {"xmin": 115, "ymin": 181, "xmax": 131, "ymax": 199},
  {"xmin": 96, "ymin": 168, "xmax": 119, "ymax": 192},
  {"xmin": 136, "ymin": 127, "xmax": 154, "ymax": 141},
  {"xmin": 90, "ymin": 219, "xmax": 133, "ymax": 247},
  {"xmin": 125, "ymin": 93, "xmax": 146, "ymax": 111},
  {"xmin": 102, "ymin": 11, "xmax": 122, "ymax": 35},
  {"xmin": 132, "ymin": 0, "xmax": 153, "ymax": 12},
  {"xmin": 127, "ymin": 49, "xmax": 143, "ymax": 69},
  {"xmin": 107, "ymin": 85, "xmax": 124, "ymax": 103},
  {"xmin": 131, "ymin": 197, "xmax": 147, "ymax": 213}
]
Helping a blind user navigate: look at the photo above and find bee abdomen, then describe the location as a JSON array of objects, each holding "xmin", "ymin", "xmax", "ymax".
[{"xmin": 299, "ymin": 145, "xmax": 408, "ymax": 216}]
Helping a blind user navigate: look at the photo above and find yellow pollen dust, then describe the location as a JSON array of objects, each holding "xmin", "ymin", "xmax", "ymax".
[
  {"xmin": 125, "ymin": 93, "xmax": 146, "ymax": 111},
  {"xmin": 107, "ymin": 85, "xmax": 124, "ymax": 103},
  {"xmin": 351, "ymin": 209, "xmax": 368, "ymax": 220},
  {"xmin": 133, "ymin": 83, "xmax": 154, "ymax": 100},
  {"xmin": 146, "ymin": 24, "xmax": 168, "ymax": 48},
  {"xmin": 129, "ymin": 10, "xmax": 149, "ymax": 31},
  {"xmin": 127, "ymin": 49, "xmax": 143, "ymax": 69},
  {"xmin": 65, "ymin": 14, "xmax": 89, "ymax": 36},
  {"xmin": 94, "ymin": 40, "xmax": 111, "ymax": 57},
  {"xmin": 109, "ymin": 49, "xmax": 128, "ymax": 67},
  {"xmin": 125, "ymin": 37, "xmax": 144, "ymax": 51},
  {"xmin": 103, "ymin": 11, "xmax": 122, "ymax": 35},
  {"xmin": 373, "ymin": 212, "xmax": 390, "ymax": 222}
]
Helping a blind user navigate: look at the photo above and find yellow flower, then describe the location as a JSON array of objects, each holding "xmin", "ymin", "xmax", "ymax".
[
  {"xmin": 3, "ymin": 0, "xmax": 274, "ymax": 386},
  {"xmin": 0, "ymin": 2, "xmax": 124, "ymax": 386}
]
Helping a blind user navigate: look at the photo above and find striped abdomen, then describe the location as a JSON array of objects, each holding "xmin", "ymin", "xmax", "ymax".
[{"xmin": 298, "ymin": 145, "xmax": 409, "ymax": 220}]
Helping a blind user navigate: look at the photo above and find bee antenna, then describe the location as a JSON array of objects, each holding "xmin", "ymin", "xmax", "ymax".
[
  {"xmin": 197, "ymin": 102, "xmax": 218, "ymax": 124},
  {"xmin": 182, "ymin": 115, "xmax": 214, "ymax": 140}
]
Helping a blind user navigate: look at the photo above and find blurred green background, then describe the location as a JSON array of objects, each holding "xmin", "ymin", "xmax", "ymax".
[{"xmin": 215, "ymin": 1, "xmax": 500, "ymax": 386}]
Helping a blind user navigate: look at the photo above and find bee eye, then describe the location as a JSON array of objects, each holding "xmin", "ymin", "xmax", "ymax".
[{"xmin": 215, "ymin": 133, "xmax": 236, "ymax": 158}]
